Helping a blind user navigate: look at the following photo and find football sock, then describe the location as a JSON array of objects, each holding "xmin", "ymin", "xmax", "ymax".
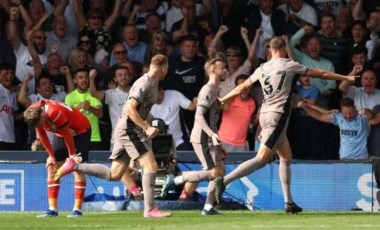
[
  {"xmin": 224, "ymin": 158, "xmax": 264, "ymax": 185},
  {"xmin": 74, "ymin": 181, "xmax": 86, "ymax": 211},
  {"xmin": 174, "ymin": 175, "xmax": 184, "ymax": 185},
  {"xmin": 76, "ymin": 164, "xmax": 111, "ymax": 180},
  {"xmin": 183, "ymin": 171, "xmax": 212, "ymax": 183},
  {"xmin": 205, "ymin": 180, "xmax": 216, "ymax": 206},
  {"xmin": 279, "ymin": 160, "xmax": 293, "ymax": 203},
  {"xmin": 142, "ymin": 172, "xmax": 156, "ymax": 212},
  {"xmin": 47, "ymin": 180, "xmax": 60, "ymax": 211}
]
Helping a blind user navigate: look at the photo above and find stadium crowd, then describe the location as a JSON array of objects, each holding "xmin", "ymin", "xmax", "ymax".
[{"xmin": 1, "ymin": 0, "xmax": 380, "ymax": 163}]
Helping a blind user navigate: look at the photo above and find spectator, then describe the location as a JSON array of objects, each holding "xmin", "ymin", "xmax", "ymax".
[
  {"xmin": 317, "ymin": 14, "xmax": 350, "ymax": 75},
  {"xmin": 299, "ymin": 97, "xmax": 372, "ymax": 160},
  {"xmin": 149, "ymin": 84, "xmax": 196, "ymax": 150},
  {"xmin": 170, "ymin": 0, "xmax": 208, "ymax": 45},
  {"xmin": 313, "ymin": 0, "xmax": 346, "ymax": 17},
  {"xmin": 138, "ymin": 12, "xmax": 163, "ymax": 44},
  {"xmin": 121, "ymin": 23, "xmax": 148, "ymax": 64},
  {"xmin": 209, "ymin": 25, "xmax": 255, "ymax": 97},
  {"xmin": 65, "ymin": 68, "xmax": 103, "ymax": 150},
  {"xmin": 162, "ymin": 34, "xmax": 206, "ymax": 133},
  {"xmin": 349, "ymin": 20, "xmax": 368, "ymax": 50},
  {"xmin": 89, "ymin": 67, "xmax": 131, "ymax": 150},
  {"xmin": 16, "ymin": 0, "xmax": 52, "ymax": 33},
  {"xmin": 0, "ymin": 62, "xmax": 18, "ymax": 150},
  {"xmin": 77, "ymin": 31, "xmax": 109, "ymax": 74},
  {"xmin": 366, "ymin": 11, "xmax": 380, "ymax": 62},
  {"xmin": 277, "ymin": 0, "xmax": 318, "ymax": 36},
  {"xmin": 339, "ymin": 69, "xmax": 380, "ymax": 110},
  {"xmin": 72, "ymin": 0, "xmax": 121, "ymax": 52},
  {"xmin": 42, "ymin": 53, "xmax": 72, "ymax": 93},
  {"xmin": 289, "ymin": 74, "xmax": 320, "ymax": 159},
  {"xmin": 218, "ymin": 74, "xmax": 257, "ymax": 152},
  {"xmin": 245, "ymin": 0, "xmax": 288, "ymax": 60},
  {"xmin": 8, "ymin": 7, "xmax": 49, "ymax": 95},
  {"xmin": 46, "ymin": 15, "xmax": 77, "ymax": 64},
  {"xmin": 290, "ymin": 25, "xmax": 336, "ymax": 108},
  {"xmin": 68, "ymin": 47, "xmax": 91, "ymax": 72},
  {"xmin": 336, "ymin": 6, "xmax": 353, "ymax": 38},
  {"xmin": 143, "ymin": 31, "xmax": 173, "ymax": 65},
  {"xmin": 165, "ymin": 0, "xmax": 212, "ymax": 33},
  {"xmin": 127, "ymin": 0, "xmax": 169, "ymax": 30},
  {"xmin": 346, "ymin": 46, "xmax": 371, "ymax": 87},
  {"xmin": 104, "ymin": 43, "xmax": 142, "ymax": 89}
]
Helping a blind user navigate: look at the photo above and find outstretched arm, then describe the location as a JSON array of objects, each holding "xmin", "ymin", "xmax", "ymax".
[
  {"xmin": 219, "ymin": 77, "xmax": 255, "ymax": 104},
  {"xmin": 306, "ymin": 68, "xmax": 355, "ymax": 82},
  {"xmin": 298, "ymin": 101, "xmax": 334, "ymax": 123}
]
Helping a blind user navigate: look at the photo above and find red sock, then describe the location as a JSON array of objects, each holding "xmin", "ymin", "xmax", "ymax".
[
  {"xmin": 74, "ymin": 181, "xmax": 86, "ymax": 210},
  {"xmin": 47, "ymin": 180, "xmax": 60, "ymax": 210}
]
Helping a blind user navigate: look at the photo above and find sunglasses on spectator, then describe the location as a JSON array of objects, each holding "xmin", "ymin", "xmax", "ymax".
[
  {"xmin": 80, "ymin": 40, "xmax": 91, "ymax": 45},
  {"xmin": 114, "ymin": 50, "xmax": 127, "ymax": 55}
]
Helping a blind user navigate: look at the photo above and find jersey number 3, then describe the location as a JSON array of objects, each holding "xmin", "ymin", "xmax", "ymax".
[{"xmin": 262, "ymin": 70, "xmax": 286, "ymax": 96}]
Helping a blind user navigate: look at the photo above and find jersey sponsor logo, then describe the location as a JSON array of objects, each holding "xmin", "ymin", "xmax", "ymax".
[
  {"xmin": 175, "ymin": 68, "xmax": 194, "ymax": 75},
  {"xmin": 0, "ymin": 104, "xmax": 15, "ymax": 115},
  {"xmin": 340, "ymin": 129, "xmax": 358, "ymax": 136},
  {"xmin": 182, "ymin": 75, "xmax": 196, "ymax": 84}
]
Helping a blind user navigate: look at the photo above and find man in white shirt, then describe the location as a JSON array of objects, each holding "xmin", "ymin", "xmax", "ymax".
[
  {"xmin": 0, "ymin": 62, "xmax": 19, "ymax": 150},
  {"xmin": 150, "ymin": 84, "xmax": 196, "ymax": 150}
]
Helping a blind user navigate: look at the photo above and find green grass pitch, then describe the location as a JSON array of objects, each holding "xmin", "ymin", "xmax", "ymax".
[{"xmin": 1, "ymin": 210, "xmax": 380, "ymax": 230}]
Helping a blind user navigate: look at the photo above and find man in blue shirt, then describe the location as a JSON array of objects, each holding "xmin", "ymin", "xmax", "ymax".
[{"xmin": 299, "ymin": 97, "xmax": 373, "ymax": 159}]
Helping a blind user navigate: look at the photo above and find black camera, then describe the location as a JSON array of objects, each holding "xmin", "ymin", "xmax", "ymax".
[{"xmin": 150, "ymin": 118, "xmax": 174, "ymax": 162}]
